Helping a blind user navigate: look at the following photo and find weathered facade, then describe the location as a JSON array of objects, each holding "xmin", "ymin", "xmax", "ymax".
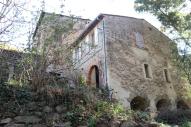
[
  {"xmin": 33, "ymin": 12, "xmax": 90, "ymax": 74},
  {"xmin": 33, "ymin": 12, "xmax": 190, "ymax": 112},
  {"xmin": 72, "ymin": 14, "xmax": 189, "ymax": 112}
]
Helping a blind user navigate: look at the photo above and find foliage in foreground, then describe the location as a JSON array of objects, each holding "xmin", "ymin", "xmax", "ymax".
[
  {"xmin": 2, "ymin": 82, "xmax": 191, "ymax": 126},
  {"xmin": 0, "ymin": 82, "xmax": 132, "ymax": 126},
  {"xmin": 156, "ymin": 109, "xmax": 191, "ymax": 126}
]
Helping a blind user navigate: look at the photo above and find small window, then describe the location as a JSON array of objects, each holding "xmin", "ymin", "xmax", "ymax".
[
  {"xmin": 89, "ymin": 31, "xmax": 95, "ymax": 48},
  {"xmin": 81, "ymin": 42, "xmax": 85, "ymax": 57},
  {"xmin": 84, "ymin": 42, "xmax": 89, "ymax": 54},
  {"xmin": 164, "ymin": 69, "xmax": 171, "ymax": 83},
  {"xmin": 135, "ymin": 32, "xmax": 144, "ymax": 48},
  {"xmin": 72, "ymin": 49, "xmax": 76, "ymax": 63},
  {"xmin": 78, "ymin": 47, "xmax": 82, "ymax": 60},
  {"xmin": 85, "ymin": 37, "xmax": 91, "ymax": 53},
  {"xmin": 75, "ymin": 48, "xmax": 79, "ymax": 61},
  {"xmin": 144, "ymin": 64, "xmax": 151, "ymax": 78},
  {"xmin": 97, "ymin": 24, "xmax": 104, "ymax": 44}
]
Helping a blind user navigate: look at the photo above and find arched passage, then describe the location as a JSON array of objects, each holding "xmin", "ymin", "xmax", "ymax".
[
  {"xmin": 88, "ymin": 65, "xmax": 100, "ymax": 88},
  {"xmin": 156, "ymin": 99, "xmax": 171, "ymax": 111},
  {"xmin": 130, "ymin": 96, "xmax": 149, "ymax": 111},
  {"xmin": 177, "ymin": 100, "xmax": 189, "ymax": 110}
]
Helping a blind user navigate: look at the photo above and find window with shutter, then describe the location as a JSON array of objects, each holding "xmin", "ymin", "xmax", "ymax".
[{"xmin": 135, "ymin": 32, "xmax": 144, "ymax": 48}]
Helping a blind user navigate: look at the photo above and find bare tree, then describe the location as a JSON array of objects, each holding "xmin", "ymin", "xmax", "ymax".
[{"xmin": 0, "ymin": 0, "xmax": 30, "ymax": 43}]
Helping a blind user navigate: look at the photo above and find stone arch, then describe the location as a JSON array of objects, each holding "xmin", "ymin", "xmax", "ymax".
[
  {"xmin": 87, "ymin": 65, "xmax": 100, "ymax": 88},
  {"xmin": 130, "ymin": 96, "xmax": 149, "ymax": 111},
  {"xmin": 177, "ymin": 100, "xmax": 189, "ymax": 110},
  {"xmin": 156, "ymin": 99, "xmax": 171, "ymax": 111}
]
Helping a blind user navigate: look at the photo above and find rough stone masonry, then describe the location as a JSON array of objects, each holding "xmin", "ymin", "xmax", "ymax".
[
  {"xmin": 72, "ymin": 14, "xmax": 190, "ymax": 112},
  {"xmin": 28, "ymin": 12, "xmax": 191, "ymax": 112}
]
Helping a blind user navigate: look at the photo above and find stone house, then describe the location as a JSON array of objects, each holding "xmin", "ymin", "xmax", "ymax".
[
  {"xmin": 71, "ymin": 14, "xmax": 189, "ymax": 111},
  {"xmin": 33, "ymin": 12, "xmax": 190, "ymax": 112}
]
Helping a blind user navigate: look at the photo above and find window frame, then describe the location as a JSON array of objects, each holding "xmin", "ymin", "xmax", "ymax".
[
  {"xmin": 164, "ymin": 68, "xmax": 171, "ymax": 83},
  {"xmin": 89, "ymin": 30, "xmax": 95, "ymax": 48},
  {"xmin": 143, "ymin": 63, "xmax": 152, "ymax": 79},
  {"xmin": 135, "ymin": 32, "xmax": 144, "ymax": 49}
]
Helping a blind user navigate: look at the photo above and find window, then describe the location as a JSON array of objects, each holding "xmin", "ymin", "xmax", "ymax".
[
  {"xmin": 78, "ymin": 47, "xmax": 82, "ymax": 60},
  {"xmin": 89, "ymin": 31, "xmax": 95, "ymax": 48},
  {"xmin": 84, "ymin": 41, "xmax": 89, "ymax": 54},
  {"xmin": 96, "ymin": 21, "xmax": 104, "ymax": 45},
  {"xmin": 135, "ymin": 32, "xmax": 144, "ymax": 48},
  {"xmin": 81, "ymin": 42, "xmax": 85, "ymax": 57},
  {"xmin": 97, "ymin": 27, "xmax": 103, "ymax": 43},
  {"xmin": 164, "ymin": 69, "xmax": 171, "ymax": 83},
  {"xmin": 72, "ymin": 49, "xmax": 76, "ymax": 63},
  {"xmin": 85, "ymin": 36, "xmax": 91, "ymax": 52},
  {"xmin": 75, "ymin": 48, "xmax": 79, "ymax": 61},
  {"xmin": 144, "ymin": 64, "xmax": 152, "ymax": 78}
]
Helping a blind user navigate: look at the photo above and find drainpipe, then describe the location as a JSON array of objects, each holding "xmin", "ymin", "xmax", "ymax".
[{"xmin": 102, "ymin": 19, "xmax": 109, "ymax": 91}]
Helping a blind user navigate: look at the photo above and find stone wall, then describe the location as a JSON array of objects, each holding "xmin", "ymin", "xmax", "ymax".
[
  {"xmin": 73, "ymin": 23, "xmax": 107, "ymax": 88},
  {"xmin": 33, "ymin": 12, "xmax": 90, "ymax": 74},
  {"xmin": 33, "ymin": 12, "xmax": 90, "ymax": 51},
  {"xmin": 33, "ymin": 13, "xmax": 189, "ymax": 111},
  {"xmin": 72, "ymin": 14, "xmax": 188, "ymax": 111},
  {"xmin": 0, "ymin": 49, "xmax": 24, "ymax": 83},
  {"xmin": 103, "ymin": 15, "xmax": 182, "ymax": 111}
]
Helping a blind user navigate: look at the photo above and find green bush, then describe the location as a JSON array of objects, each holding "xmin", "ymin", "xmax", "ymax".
[
  {"xmin": 134, "ymin": 111, "xmax": 151, "ymax": 121},
  {"xmin": 156, "ymin": 109, "xmax": 191, "ymax": 125},
  {"xmin": 0, "ymin": 83, "xmax": 32, "ymax": 104},
  {"xmin": 78, "ymin": 75, "xmax": 86, "ymax": 86},
  {"xmin": 87, "ymin": 116, "xmax": 96, "ymax": 127},
  {"xmin": 181, "ymin": 121, "xmax": 191, "ymax": 127},
  {"xmin": 94, "ymin": 100, "xmax": 131, "ymax": 121}
]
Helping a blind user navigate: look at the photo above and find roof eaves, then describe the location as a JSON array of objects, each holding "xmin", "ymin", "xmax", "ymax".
[
  {"xmin": 101, "ymin": 13, "xmax": 144, "ymax": 21},
  {"xmin": 72, "ymin": 14, "xmax": 104, "ymax": 47},
  {"xmin": 32, "ymin": 11, "xmax": 91, "ymax": 39},
  {"xmin": 142, "ymin": 19, "xmax": 173, "ymax": 43},
  {"xmin": 43, "ymin": 11, "xmax": 91, "ymax": 21}
]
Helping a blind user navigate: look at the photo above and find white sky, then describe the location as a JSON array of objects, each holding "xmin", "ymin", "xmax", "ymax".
[
  {"xmin": 46, "ymin": 0, "xmax": 161, "ymax": 24},
  {"xmin": 13, "ymin": 0, "xmax": 162, "ymax": 49}
]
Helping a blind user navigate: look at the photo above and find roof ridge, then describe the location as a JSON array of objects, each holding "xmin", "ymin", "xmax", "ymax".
[
  {"xmin": 100, "ymin": 13, "xmax": 144, "ymax": 20},
  {"xmin": 41, "ymin": 11, "xmax": 91, "ymax": 21}
]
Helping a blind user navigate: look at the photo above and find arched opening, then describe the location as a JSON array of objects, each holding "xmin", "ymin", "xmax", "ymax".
[
  {"xmin": 177, "ymin": 100, "xmax": 189, "ymax": 110},
  {"xmin": 130, "ymin": 96, "xmax": 149, "ymax": 111},
  {"xmin": 156, "ymin": 99, "xmax": 171, "ymax": 111},
  {"xmin": 88, "ymin": 65, "xmax": 99, "ymax": 88}
]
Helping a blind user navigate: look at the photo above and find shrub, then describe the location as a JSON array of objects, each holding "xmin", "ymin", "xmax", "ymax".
[
  {"xmin": 87, "ymin": 116, "xmax": 96, "ymax": 127},
  {"xmin": 134, "ymin": 111, "xmax": 151, "ymax": 122},
  {"xmin": 181, "ymin": 121, "xmax": 191, "ymax": 127},
  {"xmin": 94, "ymin": 100, "xmax": 131, "ymax": 121},
  {"xmin": 156, "ymin": 109, "xmax": 191, "ymax": 125}
]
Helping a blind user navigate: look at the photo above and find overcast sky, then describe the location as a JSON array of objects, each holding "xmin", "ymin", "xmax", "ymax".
[
  {"xmin": 43, "ymin": 0, "xmax": 160, "ymax": 24},
  {"xmin": 14, "ymin": 0, "xmax": 161, "ymax": 49}
]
